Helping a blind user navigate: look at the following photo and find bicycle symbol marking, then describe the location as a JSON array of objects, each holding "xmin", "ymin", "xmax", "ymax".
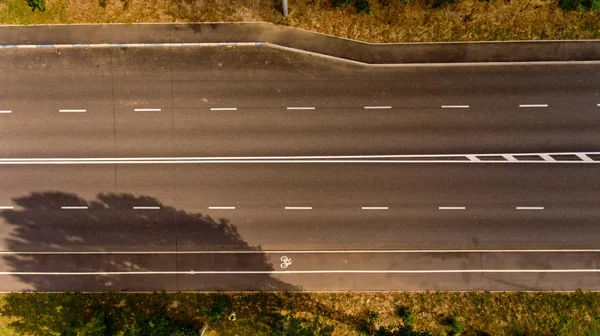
[{"xmin": 280, "ymin": 255, "xmax": 292, "ymax": 269}]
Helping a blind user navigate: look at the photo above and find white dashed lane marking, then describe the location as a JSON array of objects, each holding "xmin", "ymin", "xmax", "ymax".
[
  {"xmin": 208, "ymin": 206, "xmax": 236, "ymax": 210},
  {"xmin": 361, "ymin": 207, "xmax": 389, "ymax": 210},
  {"xmin": 441, "ymin": 105, "xmax": 469, "ymax": 109},
  {"xmin": 59, "ymin": 109, "xmax": 86, "ymax": 113},
  {"xmin": 61, "ymin": 206, "xmax": 88, "ymax": 210},
  {"xmin": 364, "ymin": 106, "xmax": 392, "ymax": 109},
  {"xmin": 285, "ymin": 206, "xmax": 312, "ymax": 210},
  {"xmin": 516, "ymin": 207, "xmax": 544, "ymax": 210},
  {"xmin": 210, "ymin": 107, "xmax": 237, "ymax": 111},
  {"xmin": 519, "ymin": 104, "xmax": 548, "ymax": 108},
  {"xmin": 287, "ymin": 107, "xmax": 315, "ymax": 110},
  {"xmin": 134, "ymin": 108, "xmax": 162, "ymax": 112},
  {"xmin": 133, "ymin": 206, "xmax": 160, "ymax": 210}
]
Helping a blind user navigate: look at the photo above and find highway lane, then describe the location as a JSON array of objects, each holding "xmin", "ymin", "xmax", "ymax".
[
  {"xmin": 1, "ymin": 163, "xmax": 600, "ymax": 252},
  {"xmin": 1, "ymin": 47, "xmax": 600, "ymax": 158},
  {"xmin": 0, "ymin": 251, "xmax": 599, "ymax": 291}
]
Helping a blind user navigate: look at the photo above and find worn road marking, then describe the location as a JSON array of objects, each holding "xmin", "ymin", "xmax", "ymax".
[{"xmin": 364, "ymin": 106, "xmax": 392, "ymax": 109}]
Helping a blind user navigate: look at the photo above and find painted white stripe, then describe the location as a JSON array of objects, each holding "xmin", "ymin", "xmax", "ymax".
[
  {"xmin": 0, "ymin": 159, "xmax": 598, "ymax": 164},
  {"xmin": 208, "ymin": 206, "xmax": 236, "ymax": 210},
  {"xmin": 577, "ymin": 153, "xmax": 593, "ymax": 162},
  {"xmin": 285, "ymin": 206, "xmax": 312, "ymax": 210},
  {"xmin": 466, "ymin": 155, "xmax": 480, "ymax": 162},
  {"xmin": 0, "ymin": 248, "xmax": 599, "ymax": 255},
  {"xmin": 61, "ymin": 206, "xmax": 88, "ymax": 210},
  {"xmin": 503, "ymin": 155, "xmax": 518, "ymax": 162},
  {"xmin": 210, "ymin": 107, "xmax": 237, "ymax": 111},
  {"xmin": 441, "ymin": 105, "xmax": 469, "ymax": 109},
  {"xmin": 539, "ymin": 154, "xmax": 556, "ymax": 162},
  {"xmin": 0, "ymin": 269, "xmax": 599, "ymax": 275},
  {"xmin": 134, "ymin": 108, "xmax": 161, "ymax": 112},
  {"xmin": 519, "ymin": 104, "xmax": 548, "ymax": 108},
  {"xmin": 0, "ymin": 206, "xmax": 14, "ymax": 210},
  {"xmin": 287, "ymin": 107, "xmax": 315, "ymax": 110},
  {"xmin": 364, "ymin": 106, "xmax": 392, "ymax": 109},
  {"xmin": 133, "ymin": 206, "xmax": 160, "ymax": 210},
  {"xmin": 0, "ymin": 110, "xmax": 12, "ymax": 114},
  {"xmin": 439, "ymin": 207, "xmax": 466, "ymax": 210},
  {"xmin": 0, "ymin": 152, "xmax": 598, "ymax": 161},
  {"xmin": 361, "ymin": 207, "xmax": 389, "ymax": 210},
  {"xmin": 59, "ymin": 109, "xmax": 86, "ymax": 113},
  {"xmin": 516, "ymin": 207, "xmax": 544, "ymax": 210}
]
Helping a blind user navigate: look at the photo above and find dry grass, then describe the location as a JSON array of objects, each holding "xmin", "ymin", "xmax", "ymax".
[
  {"xmin": 1, "ymin": 0, "xmax": 599, "ymax": 42},
  {"xmin": 1, "ymin": 291, "xmax": 600, "ymax": 335}
]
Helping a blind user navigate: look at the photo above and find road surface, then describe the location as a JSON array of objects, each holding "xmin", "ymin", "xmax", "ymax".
[{"xmin": 0, "ymin": 45, "xmax": 599, "ymax": 291}]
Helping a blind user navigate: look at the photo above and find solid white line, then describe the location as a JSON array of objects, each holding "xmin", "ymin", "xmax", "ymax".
[
  {"xmin": 210, "ymin": 107, "xmax": 237, "ymax": 111},
  {"xmin": 439, "ymin": 207, "xmax": 466, "ymax": 210},
  {"xmin": 208, "ymin": 206, "xmax": 235, "ymax": 210},
  {"xmin": 361, "ymin": 207, "xmax": 389, "ymax": 210},
  {"xmin": 516, "ymin": 207, "xmax": 544, "ymax": 210},
  {"xmin": 0, "ymin": 206, "xmax": 14, "ymax": 210},
  {"xmin": 285, "ymin": 206, "xmax": 312, "ymax": 210},
  {"xmin": 1, "ymin": 269, "xmax": 599, "ymax": 275},
  {"xmin": 577, "ymin": 153, "xmax": 593, "ymax": 162},
  {"xmin": 61, "ymin": 206, "xmax": 88, "ymax": 210},
  {"xmin": 59, "ymin": 109, "xmax": 86, "ymax": 113},
  {"xmin": 1, "ymin": 249, "xmax": 600, "ymax": 255},
  {"xmin": 134, "ymin": 108, "xmax": 161, "ymax": 112},
  {"xmin": 519, "ymin": 104, "xmax": 548, "ymax": 108},
  {"xmin": 133, "ymin": 206, "xmax": 160, "ymax": 210},
  {"xmin": 287, "ymin": 107, "xmax": 315, "ymax": 110},
  {"xmin": 441, "ymin": 105, "xmax": 469, "ymax": 109},
  {"xmin": 0, "ymin": 110, "xmax": 12, "ymax": 114},
  {"xmin": 364, "ymin": 106, "xmax": 392, "ymax": 109},
  {"xmin": 1, "ymin": 160, "xmax": 599, "ymax": 164},
  {"xmin": 0, "ymin": 152, "xmax": 598, "ymax": 161}
]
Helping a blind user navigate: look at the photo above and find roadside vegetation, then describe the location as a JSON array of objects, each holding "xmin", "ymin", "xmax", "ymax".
[
  {"xmin": 0, "ymin": 0, "xmax": 599, "ymax": 42},
  {"xmin": 1, "ymin": 291, "xmax": 600, "ymax": 335}
]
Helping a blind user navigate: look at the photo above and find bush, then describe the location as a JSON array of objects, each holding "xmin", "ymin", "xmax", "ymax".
[
  {"xmin": 26, "ymin": 0, "xmax": 45, "ymax": 11},
  {"xmin": 592, "ymin": 0, "xmax": 600, "ymax": 9},
  {"xmin": 558, "ymin": 0, "xmax": 592, "ymax": 10},
  {"xmin": 397, "ymin": 306, "xmax": 415, "ymax": 326},
  {"xmin": 331, "ymin": 0, "xmax": 372, "ymax": 14},
  {"xmin": 445, "ymin": 315, "xmax": 465, "ymax": 335}
]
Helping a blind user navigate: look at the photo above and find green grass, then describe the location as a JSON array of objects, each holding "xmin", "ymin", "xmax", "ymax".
[{"xmin": 1, "ymin": 291, "xmax": 600, "ymax": 335}]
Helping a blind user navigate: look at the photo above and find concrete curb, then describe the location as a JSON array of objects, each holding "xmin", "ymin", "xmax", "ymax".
[{"xmin": 0, "ymin": 22, "xmax": 599, "ymax": 64}]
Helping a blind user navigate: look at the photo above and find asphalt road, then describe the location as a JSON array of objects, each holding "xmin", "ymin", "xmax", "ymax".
[{"xmin": 1, "ymin": 46, "xmax": 600, "ymax": 291}]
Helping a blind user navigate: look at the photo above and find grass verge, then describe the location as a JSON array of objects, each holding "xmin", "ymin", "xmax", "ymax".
[
  {"xmin": 1, "ymin": 0, "xmax": 600, "ymax": 42},
  {"xmin": 1, "ymin": 291, "xmax": 600, "ymax": 335}
]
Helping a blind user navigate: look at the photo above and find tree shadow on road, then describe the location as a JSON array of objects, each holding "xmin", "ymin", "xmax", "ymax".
[{"xmin": 0, "ymin": 191, "xmax": 298, "ymax": 292}]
